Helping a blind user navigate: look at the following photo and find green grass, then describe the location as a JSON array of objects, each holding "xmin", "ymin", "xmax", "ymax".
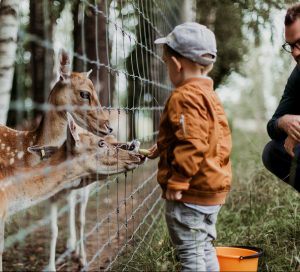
[{"xmin": 113, "ymin": 129, "xmax": 300, "ymax": 271}]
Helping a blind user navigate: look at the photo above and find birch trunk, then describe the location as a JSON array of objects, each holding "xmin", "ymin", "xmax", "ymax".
[
  {"xmin": 0, "ymin": 0, "xmax": 19, "ymax": 125},
  {"xmin": 181, "ymin": 0, "xmax": 196, "ymax": 21}
]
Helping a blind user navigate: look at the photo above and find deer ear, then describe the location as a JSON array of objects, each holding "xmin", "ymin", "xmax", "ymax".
[
  {"xmin": 66, "ymin": 112, "xmax": 80, "ymax": 147},
  {"xmin": 82, "ymin": 69, "xmax": 93, "ymax": 78},
  {"xmin": 59, "ymin": 48, "xmax": 71, "ymax": 81},
  {"xmin": 27, "ymin": 145, "xmax": 58, "ymax": 160},
  {"xmin": 28, "ymin": 145, "xmax": 43, "ymax": 155}
]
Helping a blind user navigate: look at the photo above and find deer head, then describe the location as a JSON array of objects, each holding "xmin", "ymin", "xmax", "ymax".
[
  {"xmin": 48, "ymin": 49, "xmax": 112, "ymax": 136},
  {"xmin": 29, "ymin": 113, "xmax": 143, "ymax": 176},
  {"xmin": 66, "ymin": 113, "xmax": 143, "ymax": 175},
  {"xmin": 103, "ymin": 135, "xmax": 140, "ymax": 152}
]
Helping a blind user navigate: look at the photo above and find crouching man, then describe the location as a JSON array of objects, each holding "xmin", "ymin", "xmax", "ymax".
[{"xmin": 262, "ymin": 3, "xmax": 300, "ymax": 193}]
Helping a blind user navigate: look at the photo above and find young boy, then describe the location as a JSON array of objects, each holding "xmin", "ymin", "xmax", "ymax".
[{"xmin": 147, "ymin": 22, "xmax": 232, "ymax": 271}]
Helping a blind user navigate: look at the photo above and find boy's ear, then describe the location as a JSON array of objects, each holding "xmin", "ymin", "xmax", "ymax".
[{"xmin": 171, "ymin": 56, "xmax": 182, "ymax": 72}]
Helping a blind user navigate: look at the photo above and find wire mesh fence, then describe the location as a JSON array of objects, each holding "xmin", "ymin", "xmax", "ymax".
[{"xmin": 0, "ymin": 0, "xmax": 183, "ymax": 270}]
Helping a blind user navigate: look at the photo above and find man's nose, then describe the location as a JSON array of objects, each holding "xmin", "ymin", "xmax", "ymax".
[{"xmin": 291, "ymin": 46, "xmax": 300, "ymax": 56}]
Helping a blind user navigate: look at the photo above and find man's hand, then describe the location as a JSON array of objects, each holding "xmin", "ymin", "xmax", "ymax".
[
  {"xmin": 166, "ymin": 189, "xmax": 182, "ymax": 201},
  {"xmin": 284, "ymin": 136, "xmax": 298, "ymax": 157},
  {"xmin": 278, "ymin": 115, "xmax": 300, "ymax": 141}
]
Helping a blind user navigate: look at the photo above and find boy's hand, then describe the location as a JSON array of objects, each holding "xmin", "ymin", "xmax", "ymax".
[
  {"xmin": 147, "ymin": 144, "xmax": 159, "ymax": 159},
  {"xmin": 166, "ymin": 189, "xmax": 182, "ymax": 201}
]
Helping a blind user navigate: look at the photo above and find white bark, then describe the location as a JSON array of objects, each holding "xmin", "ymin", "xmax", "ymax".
[
  {"xmin": 0, "ymin": 0, "xmax": 19, "ymax": 125},
  {"xmin": 181, "ymin": 0, "xmax": 196, "ymax": 22}
]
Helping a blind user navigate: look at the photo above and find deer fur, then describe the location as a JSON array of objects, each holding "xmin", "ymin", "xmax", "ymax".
[
  {"xmin": 0, "ymin": 50, "xmax": 113, "ymax": 270},
  {"xmin": 0, "ymin": 49, "xmax": 139, "ymax": 271},
  {"xmin": 0, "ymin": 113, "xmax": 142, "ymax": 271},
  {"xmin": 0, "ymin": 49, "xmax": 112, "ymax": 168}
]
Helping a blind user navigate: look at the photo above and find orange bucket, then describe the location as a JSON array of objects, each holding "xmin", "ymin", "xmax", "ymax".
[{"xmin": 216, "ymin": 246, "xmax": 263, "ymax": 272}]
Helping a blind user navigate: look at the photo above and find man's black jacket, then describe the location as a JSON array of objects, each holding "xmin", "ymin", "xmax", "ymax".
[{"xmin": 267, "ymin": 65, "xmax": 300, "ymax": 141}]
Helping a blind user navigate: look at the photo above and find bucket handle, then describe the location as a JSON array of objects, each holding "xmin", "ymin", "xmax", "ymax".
[{"xmin": 231, "ymin": 246, "xmax": 263, "ymax": 260}]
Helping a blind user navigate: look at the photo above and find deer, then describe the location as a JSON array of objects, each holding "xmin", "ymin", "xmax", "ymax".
[
  {"xmin": 0, "ymin": 113, "xmax": 143, "ymax": 271},
  {"xmin": 0, "ymin": 50, "xmax": 121, "ymax": 270},
  {"xmin": 0, "ymin": 49, "xmax": 112, "ymax": 167}
]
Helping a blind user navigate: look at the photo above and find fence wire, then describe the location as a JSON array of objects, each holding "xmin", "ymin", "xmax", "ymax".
[{"xmin": 0, "ymin": 0, "xmax": 182, "ymax": 271}]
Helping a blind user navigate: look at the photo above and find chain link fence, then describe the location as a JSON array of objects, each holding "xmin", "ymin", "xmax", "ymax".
[{"xmin": 0, "ymin": 0, "xmax": 184, "ymax": 270}]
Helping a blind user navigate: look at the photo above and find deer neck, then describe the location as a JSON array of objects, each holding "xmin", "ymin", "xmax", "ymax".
[
  {"xmin": 36, "ymin": 111, "xmax": 67, "ymax": 147},
  {"xmin": 4, "ymin": 148, "xmax": 88, "ymax": 216}
]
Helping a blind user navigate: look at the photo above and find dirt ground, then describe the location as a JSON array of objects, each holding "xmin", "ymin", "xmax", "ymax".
[{"xmin": 3, "ymin": 159, "xmax": 162, "ymax": 271}]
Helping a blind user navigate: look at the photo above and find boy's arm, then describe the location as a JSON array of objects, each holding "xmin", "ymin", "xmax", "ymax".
[
  {"xmin": 167, "ymin": 92, "xmax": 209, "ymax": 191},
  {"xmin": 147, "ymin": 144, "xmax": 159, "ymax": 159}
]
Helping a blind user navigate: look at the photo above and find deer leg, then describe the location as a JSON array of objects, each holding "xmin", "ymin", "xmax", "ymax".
[
  {"xmin": 0, "ymin": 218, "xmax": 4, "ymax": 272},
  {"xmin": 78, "ymin": 186, "xmax": 90, "ymax": 266},
  {"xmin": 67, "ymin": 191, "xmax": 77, "ymax": 252},
  {"xmin": 48, "ymin": 203, "xmax": 58, "ymax": 272}
]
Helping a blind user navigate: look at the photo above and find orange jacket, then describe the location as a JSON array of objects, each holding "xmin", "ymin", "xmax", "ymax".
[{"xmin": 157, "ymin": 77, "xmax": 232, "ymax": 205}]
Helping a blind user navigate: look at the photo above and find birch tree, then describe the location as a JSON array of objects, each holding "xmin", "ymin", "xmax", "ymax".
[{"xmin": 0, "ymin": 0, "xmax": 19, "ymax": 125}]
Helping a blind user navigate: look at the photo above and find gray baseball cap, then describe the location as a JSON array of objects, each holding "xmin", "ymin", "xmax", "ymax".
[{"xmin": 154, "ymin": 22, "xmax": 217, "ymax": 66}]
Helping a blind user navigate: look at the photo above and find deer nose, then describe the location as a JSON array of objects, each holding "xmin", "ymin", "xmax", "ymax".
[
  {"xmin": 108, "ymin": 127, "xmax": 113, "ymax": 133},
  {"xmin": 128, "ymin": 140, "xmax": 140, "ymax": 151}
]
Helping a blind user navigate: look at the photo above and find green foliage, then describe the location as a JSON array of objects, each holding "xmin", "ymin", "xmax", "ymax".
[
  {"xmin": 196, "ymin": 0, "xmax": 244, "ymax": 87},
  {"xmin": 217, "ymin": 129, "xmax": 300, "ymax": 271},
  {"xmin": 196, "ymin": 0, "xmax": 298, "ymax": 87}
]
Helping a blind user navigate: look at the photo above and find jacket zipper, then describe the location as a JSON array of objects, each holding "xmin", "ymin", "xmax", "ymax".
[{"xmin": 179, "ymin": 114, "xmax": 186, "ymax": 135}]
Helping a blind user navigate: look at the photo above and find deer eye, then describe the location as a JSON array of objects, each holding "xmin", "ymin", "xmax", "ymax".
[
  {"xmin": 98, "ymin": 140, "xmax": 107, "ymax": 148},
  {"xmin": 80, "ymin": 91, "xmax": 90, "ymax": 100}
]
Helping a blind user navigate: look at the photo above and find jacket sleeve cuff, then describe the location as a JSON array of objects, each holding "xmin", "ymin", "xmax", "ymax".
[{"xmin": 167, "ymin": 174, "xmax": 191, "ymax": 191}]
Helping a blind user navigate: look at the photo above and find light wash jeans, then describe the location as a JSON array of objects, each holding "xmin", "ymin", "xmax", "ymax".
[{"xmin": 165, "ymin": 200, "xmax": 219, "ymax": 272}]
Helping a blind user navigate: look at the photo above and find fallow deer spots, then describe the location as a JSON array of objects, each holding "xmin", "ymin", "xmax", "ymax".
[
  {"xmin": 3, "ymin": 133, "xmax": 7, "ymax": 137},
  {"xmin": 6, "ymin": 146, "xmax": 10, "ymax": 152},
  {"xmin": 9, "ymin": 158, "xmax": 14, "ymax": 165},
  {"xmin": 17, "ymin": 152, "xmax": 24, "ymax": 160},
  {"xmin": 1, "ymin": 144, "xmax": 5, "ymax": 150}
]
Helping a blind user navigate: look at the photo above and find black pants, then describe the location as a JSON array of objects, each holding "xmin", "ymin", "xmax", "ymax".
[{"xmin": 262, "ymin": 140, "xmax": 300, "ymax": 193}]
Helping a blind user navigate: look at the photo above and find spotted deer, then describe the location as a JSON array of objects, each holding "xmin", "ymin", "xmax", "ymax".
[
  {"xmin": 0, "ymin": 50, "xmax": 113, "ymax": 270},
  {"xmin": 0, "ymin": 49, "xmax": 112, "ymax": 167},
  {"xmin": 0, "ymin": 113, "xmax": 143, "ymax": 271}
]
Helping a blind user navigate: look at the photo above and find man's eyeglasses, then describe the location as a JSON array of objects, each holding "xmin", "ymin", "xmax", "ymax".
[{"xmin": 282, "ymin": 40, "xmax": 300, "ymax": 53}]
